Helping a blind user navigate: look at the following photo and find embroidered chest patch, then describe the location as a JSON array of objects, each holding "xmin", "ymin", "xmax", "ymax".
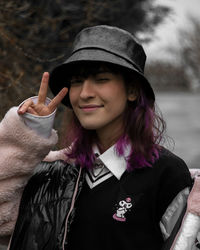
[{"xmin": 113, "ymin": 197, "xmax": 133, "ymax": 222}]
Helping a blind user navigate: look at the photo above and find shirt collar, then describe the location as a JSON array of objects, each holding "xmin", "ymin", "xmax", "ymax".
[{"xmin": 92, "ymin": 143, "xmax": 131, "ymax": 180}]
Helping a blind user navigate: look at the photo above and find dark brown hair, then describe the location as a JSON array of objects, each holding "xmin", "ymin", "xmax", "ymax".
[{"xmin": 66, "ymin": 62, "xmax": 166, "ymax": 170}]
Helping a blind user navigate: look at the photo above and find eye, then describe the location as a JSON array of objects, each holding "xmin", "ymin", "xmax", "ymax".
[
  {"xmin": 126, "ymin": 203, "xmax": 132, "ymax": 209},
  {"xmin": 95, "ymin": 73, "xmax": 111, "ymax": 82},
  {"xmin": 119, "ymin": 200, "xmax": 125, "ymax": 206},
  {"xmin": 70, "ymin": 77, "xmax": 84, "ymax": 86},
  {"xmin": 96, "ymin": 78, "xmax": 109, "ymax": 83}
]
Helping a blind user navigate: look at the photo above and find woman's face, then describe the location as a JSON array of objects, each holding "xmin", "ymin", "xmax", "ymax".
[{"xmin": 69, "ymin": 69, "xmax": 136, "ymax": 137}]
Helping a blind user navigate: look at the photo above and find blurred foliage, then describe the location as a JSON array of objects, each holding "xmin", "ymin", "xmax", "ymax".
[
  {"xmin": 146, "ymin": 61, "xmax": 189, "ymax": 92},
  {"xmin": 0, "ymin": 0, "xmax": 170, "ymax": 112},
  {"xmin": 145, "ymin": 16, "xmax": 200, "ymax": 93},
  {"xmin": 178, "ymin": 16, "xmax": 200, "ymax": 91}
]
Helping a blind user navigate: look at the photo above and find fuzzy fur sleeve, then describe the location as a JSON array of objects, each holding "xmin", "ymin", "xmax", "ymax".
[{"xmin": 0, "ymin": 107, "xmax": 58, "ymax": 238}]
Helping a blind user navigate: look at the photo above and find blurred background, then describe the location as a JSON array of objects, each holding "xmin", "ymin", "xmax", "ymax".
[
  {"xmin": 0, "ymin": 0, "xmax": 200, "ymax": 248},
  {"xmin": 0, "ymin": 0, "xmax": 200, "ymax": 165},
  {"xmin": 144, "ymin": 0, "xmax": 200, "ymax": 170},
  {"xmin": 0, "ymin": 2, "xmax": 200, "ymax": 158}
]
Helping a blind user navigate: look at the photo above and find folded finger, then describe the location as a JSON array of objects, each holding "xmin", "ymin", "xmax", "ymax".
[
  {"xmin": 18, "ymin": 98, "xmax": 34, "ymax": 115},
  {"xmin": 27, "ymin": 107, "xmax": 38, "ymax": 115}
]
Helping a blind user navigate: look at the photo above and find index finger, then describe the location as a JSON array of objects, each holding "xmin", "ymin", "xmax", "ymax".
[
  {"xmin": 48, "ymin": 87, "xmax": 68, "ymax": 111},
  {"xmin": 37, "ymin": 72, "xmax": 49, "ymax": 104}
]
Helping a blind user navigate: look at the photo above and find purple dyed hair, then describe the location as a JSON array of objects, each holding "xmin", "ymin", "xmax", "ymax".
[{"xmin": 65, "ymin": 62, "xmax": 166, "ymax": 171}]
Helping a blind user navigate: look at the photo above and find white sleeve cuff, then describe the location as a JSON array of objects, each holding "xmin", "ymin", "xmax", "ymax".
[{"xmin": 19, "ymin": 96, "xmax": 56, "ymax": 138}]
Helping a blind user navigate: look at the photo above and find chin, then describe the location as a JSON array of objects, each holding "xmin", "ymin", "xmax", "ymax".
[
  {"xmin": 80, "ymin": 122, "xmax": 103, "ymax": 130},
  {"xmin": 81, "ymin": 124, "xmax": 99, "ymax": 130}
]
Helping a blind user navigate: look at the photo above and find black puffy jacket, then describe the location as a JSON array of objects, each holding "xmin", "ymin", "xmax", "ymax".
[{"xmin": 9, "ymin": 160, "xmax": 85, "ymax": 250}]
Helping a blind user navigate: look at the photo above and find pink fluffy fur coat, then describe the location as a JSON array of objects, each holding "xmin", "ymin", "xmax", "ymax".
[{"xmin": 0, "ymin": 107, "xmax": 61, "ymax": 240}]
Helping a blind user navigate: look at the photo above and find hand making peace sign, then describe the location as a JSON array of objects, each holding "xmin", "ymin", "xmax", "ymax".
[{"xmin": 18, "ymin": 72, "xmax": 68, "ymax": 116}]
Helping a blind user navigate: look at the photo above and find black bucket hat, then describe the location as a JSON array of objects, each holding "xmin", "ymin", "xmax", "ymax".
[{"xmin": 49, "ymin": 25, "xmax": 155, "ymax": 107}]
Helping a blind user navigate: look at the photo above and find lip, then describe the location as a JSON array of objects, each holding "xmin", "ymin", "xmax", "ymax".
[{"xmin": 79, "ymin": 104, "xmax": 103, "ymax": 112}]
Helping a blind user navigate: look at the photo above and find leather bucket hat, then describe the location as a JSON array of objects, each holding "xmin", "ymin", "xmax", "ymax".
[{"xmin": 49, "ymin": 25, "xmax": 155, "ymax": 107}]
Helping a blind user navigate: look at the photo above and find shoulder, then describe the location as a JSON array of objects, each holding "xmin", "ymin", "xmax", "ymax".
[
  {"xmin": 153, "ymin": 148, "xmax": 192, "ymax": 219},
  {"xmin": 154, "ymin": 147, "xmax": 189, "ymax": 175},
  {"xmin": 43, "ymin": 149, "xmax": 69, "ymax": 162},
  {"xmin": 153, "ymin": 146, "xmax": 192, "ymax": 190},
  {"xmin": 157, "ymin": 147, "xmax": 186, "ymax": 165},
  {"xmin": 20, "ymin": 160, "xmax": 81, "ymax": 205},
  {"xmin": 28, "ymin": 148, "xmax": 78, "ymax": 192},
  {"xmin": 31, "ymin": 160, "xmax": 79, "ymax": 184},
  {"xmin": 152, "ymin": 147, "xmax": 192, "ymax": 193}
]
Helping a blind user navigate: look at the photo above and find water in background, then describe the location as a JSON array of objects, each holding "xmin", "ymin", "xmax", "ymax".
[{"xmin": 156, "ymin": 92, "xmax": 200, "ymax": 169}]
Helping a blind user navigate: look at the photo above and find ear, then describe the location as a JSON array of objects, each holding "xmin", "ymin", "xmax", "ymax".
[{"xmin": 127, "ymin": 88, "xmax": 137, "ymax": 102}]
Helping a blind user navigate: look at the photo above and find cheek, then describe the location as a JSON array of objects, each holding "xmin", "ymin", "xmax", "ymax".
[
  {"xmin": 106, "ymin": 88, "xmax": 128, "ymax": 110},
  {"xmin": 69, "ymin": 88, "xmax": 78, "ymax": 107}
]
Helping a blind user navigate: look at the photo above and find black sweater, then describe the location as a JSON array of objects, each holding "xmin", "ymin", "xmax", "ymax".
[{"xmin": 67, "ymin": 149, "xmax": 192, "ymax": 250}]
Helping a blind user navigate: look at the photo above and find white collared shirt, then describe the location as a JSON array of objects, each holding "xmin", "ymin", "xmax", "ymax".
[{"xmin": 86, "ymin": 144, "xmax": 131, "ymax": 189}]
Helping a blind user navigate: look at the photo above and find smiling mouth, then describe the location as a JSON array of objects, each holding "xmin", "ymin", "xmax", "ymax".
[{"xmin": 80, "ymin": 105, "xmax": 103, "ymax": 112}]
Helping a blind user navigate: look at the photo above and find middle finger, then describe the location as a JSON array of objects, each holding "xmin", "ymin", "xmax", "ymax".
[{"xmin": 48, "ymin": 87, "xmax": 68, "ymax": 112}]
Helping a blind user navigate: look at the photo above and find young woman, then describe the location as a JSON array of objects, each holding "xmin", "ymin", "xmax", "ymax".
[{"xmin": 0, "ymin": 25, "xmax": 200, "ymax": 250}]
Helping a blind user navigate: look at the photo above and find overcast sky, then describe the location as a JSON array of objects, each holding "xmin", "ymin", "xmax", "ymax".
[{"xmin": 145, "ymin": 0, "xmax": 200, "ymax": 59}]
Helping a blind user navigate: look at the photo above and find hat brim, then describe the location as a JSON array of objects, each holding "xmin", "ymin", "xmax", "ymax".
[{"xmin": 49, "ymin": 49, "xmax": 155, "ymax": 107}]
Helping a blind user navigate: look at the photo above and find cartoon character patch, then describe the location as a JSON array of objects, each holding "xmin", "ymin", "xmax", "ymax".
[{"xmin": 113, "ymin": 197, "xmax": 133, "ymax": 222}]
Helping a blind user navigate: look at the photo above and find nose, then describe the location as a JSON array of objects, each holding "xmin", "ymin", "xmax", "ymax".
[{"xmin": 79, "ymin": 78, "xmax": 95, "ymax": 99}]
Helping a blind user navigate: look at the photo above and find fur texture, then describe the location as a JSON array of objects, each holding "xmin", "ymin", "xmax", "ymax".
[
  {"xmin": 188, "ymin": 176, "xmax": 200, "ymax": 216},
  {"xmin": 44, "ymin": 149, "xmax": 69, "ymax": 162},
  {"xmin": 0, "ymin": 107, "xmax": 58, "ymax": 237}
]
